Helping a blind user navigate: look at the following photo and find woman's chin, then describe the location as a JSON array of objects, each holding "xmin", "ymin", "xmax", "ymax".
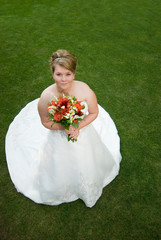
[
  {"xmin": 58, "ymin": 82, "xmax": 73, "ymax": 91},
  {"xmin": 59, "ymin": 85, "xmax": 68, "ymax": 91},
  {"xmin": 61, "ymin": 83, "xmax": 68, "ymax": 87}
]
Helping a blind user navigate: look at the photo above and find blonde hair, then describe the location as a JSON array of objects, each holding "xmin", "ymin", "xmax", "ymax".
[{"xmin": 49, "ymin": 49, "xmax": 77, "ymax": 74}]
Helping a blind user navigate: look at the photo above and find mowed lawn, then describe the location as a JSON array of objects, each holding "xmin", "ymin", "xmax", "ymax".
[{"xmin": 0, "ymin": 0, "xmax": 160, "ymax": 239}]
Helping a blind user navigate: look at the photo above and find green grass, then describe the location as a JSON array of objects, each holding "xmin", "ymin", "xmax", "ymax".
[{"xmin": 0, "ymin": 0, "xmax": 160, "ymax": 239}]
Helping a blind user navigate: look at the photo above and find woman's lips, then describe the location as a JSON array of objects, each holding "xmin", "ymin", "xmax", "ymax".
[{"xmin": 60, "ymin": 82, "xmax": 68, "ymax": 85}]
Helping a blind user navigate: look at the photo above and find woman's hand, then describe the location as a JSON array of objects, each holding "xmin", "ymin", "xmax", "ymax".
[{"xmin": 65, "ymin": 125, "xmax": 80, "ymax": 140}]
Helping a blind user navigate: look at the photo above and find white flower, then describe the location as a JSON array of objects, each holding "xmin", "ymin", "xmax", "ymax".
[
  {"xmin": 74, "ymin": 114, "xmax": 84, "ymax": 119},
  {"xmin": 70, "ymin": 116, "xmax": 74, "ymax": 122},
  {"xmin": 69, "ymin": 109, "xmax": 75, "ymax": 115},
  {"xmin": 48, "ymin": 109, "xmax": 56, "ymax": 115},
  {"xmin": 64, "ymin": 113, "xmax": 70, "ymax": 119},
  {"xmin": 72, "ymin": 106, "xmax": 77, "ymax": 111},
  {"xmin": 74, "ymin": 115, "xmax": 79, "ymax": 119},
  {"xmin": 54, "ymin": 96, "xmax": 58, "ymax": 101},
  {"xmin": 49, "ymin": 105, "xmax": 57, "ymax": 110}
]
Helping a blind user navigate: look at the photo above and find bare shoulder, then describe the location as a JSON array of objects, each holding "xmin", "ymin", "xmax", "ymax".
[
  {"xmin": 75, "ymin": 80, "xmax": 90, "ymax": 89},
  {"xmin": 40, "ymin": 84, "xmax": 55, "ymax": 99},
  {"xmin": 74, "ymin": 80, "xmax": 96, "ymax": 99},
  {"xmin": 38, "ymin": 84, "xmax": 56, "ymax": 113},
  {"xmin": 75, "ymin": 80, "xmax": 98, "ymax": 114}
]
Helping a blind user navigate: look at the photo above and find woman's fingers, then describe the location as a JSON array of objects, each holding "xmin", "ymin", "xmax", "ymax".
[
  {"xmin": 65, "ymin": 127, "xmax": 79, "ymax": 139},
  {"xmin": 70, "ymin": 129, "xmax": 79, "ymax": 139},
  {"xmin": 65, "ymin": 129, "xmax": 70, "ymax": 135},
  {"xmin": 69, "ymin": 125, "xmax": 75, "ymax": 132}
]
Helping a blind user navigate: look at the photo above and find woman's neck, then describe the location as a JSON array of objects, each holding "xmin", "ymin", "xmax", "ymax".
[{"xmin": 56, "ymin": 82, "xmax": 74, "ymax": 96}]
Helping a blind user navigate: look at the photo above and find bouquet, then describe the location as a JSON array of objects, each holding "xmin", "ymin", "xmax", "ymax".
[{"xmin": 47, "ymin": 95, "xmax": 85, "ymax": 142}]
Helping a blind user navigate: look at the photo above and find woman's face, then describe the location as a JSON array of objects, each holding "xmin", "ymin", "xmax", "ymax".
[{"xmin": 53, "ymin": 64, "xmax": 75, "ymax": 91}]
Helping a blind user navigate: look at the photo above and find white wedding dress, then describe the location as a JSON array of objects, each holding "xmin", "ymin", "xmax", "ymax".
[{"xmin": 5, "ymin": 99, "xmax": 121, "ymax": 208}]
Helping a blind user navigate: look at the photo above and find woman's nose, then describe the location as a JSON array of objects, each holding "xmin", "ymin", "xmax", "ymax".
[{"xmin": 62, "ymin": 75, "xmax": 66, "ymax": 81}]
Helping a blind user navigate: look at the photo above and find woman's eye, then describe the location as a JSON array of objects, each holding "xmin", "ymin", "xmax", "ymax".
[
  {"xmin": 56, "ymin": 73, "xmax": 61, "ymax": 76},
  {"xmin": 67, "ymin": 73, "xmax": 71, "ymax": 76}
]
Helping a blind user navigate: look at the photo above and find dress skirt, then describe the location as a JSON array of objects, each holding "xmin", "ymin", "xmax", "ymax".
[{"xmin": 5, "ymin": 98, "xmax": 122, "ymax": 208}]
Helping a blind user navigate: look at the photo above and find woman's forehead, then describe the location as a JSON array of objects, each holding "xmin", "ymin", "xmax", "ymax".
[{"xmin": 54, "ymin": 64, "xmax": 72, "ymax": 73}]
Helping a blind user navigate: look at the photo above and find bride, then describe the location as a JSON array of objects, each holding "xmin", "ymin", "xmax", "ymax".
[{"xmin": 5, "ymin": 49, "xmax": 122, "ymax": 208}]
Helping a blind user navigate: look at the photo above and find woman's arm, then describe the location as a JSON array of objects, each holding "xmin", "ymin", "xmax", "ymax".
[{"xmin": 79, "ymin": 86, "xmax": 98, "ymax": 130}]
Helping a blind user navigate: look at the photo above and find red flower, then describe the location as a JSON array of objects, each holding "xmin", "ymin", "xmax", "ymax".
[
  {"xmin": 74, "ymin": 119, "xmax": 78, "ymax": 123},
  {"xmin": 77, "ymin": 111, "xmax": 83, "ymax": 116},
  {"xmin": 51, "ymin": 100, "xmax": 56, "ymax": 106},
  {"xmin": 54, "ymin": 112, "xmax": 62, "ymax": 121},
  {"xmin": 57, "ymin": 98, "xmax": 69, "ymax": 108},
  {"xmin": 62, "ymin": 107, "xmax": 70, "ymax": 116},
  {"xmin": 74, "ymin": 103, "xmax": 83, "ymax": 112}
]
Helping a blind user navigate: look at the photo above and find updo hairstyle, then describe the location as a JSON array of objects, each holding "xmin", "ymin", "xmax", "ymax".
[{"xmin": 50, "ymin": 49, "xmax": 77, "ymax": 74}]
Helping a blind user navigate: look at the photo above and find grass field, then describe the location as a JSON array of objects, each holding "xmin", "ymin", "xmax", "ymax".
[{"xmin": 0, "ymin": 0, "xmax": 160, "ymax": 239}]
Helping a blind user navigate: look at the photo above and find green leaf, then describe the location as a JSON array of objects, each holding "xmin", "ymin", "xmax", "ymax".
[
  {"xmin": 72, "ymin": 122, "xmax": 79, "ymax": 128},
  {"xmin": 49, "ymin": 115, "xmax": 54, "ymax": 120},
  {"xmin": 77, "ymin": 118, "xmax": 83, "ymax": 122},
  {"xmin": 51, "ymin": 122, "xmax": 55, "ymax": 128},
  {"xmin": 68, "ymin": 134, "xmax": 77, "ymax": 142}
]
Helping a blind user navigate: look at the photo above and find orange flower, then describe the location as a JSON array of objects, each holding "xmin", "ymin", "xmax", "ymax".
[
  {"xmin": 74, "ymin": 103, "xmax": 82, "ymax": 112},
  {"xmin": 57, "ymin": 97, "xmax": 69, "ymax": 108},
  {"xmin": 51, "ymin": 100, "xmax": 56, "ymax": 106},
  {"xmin": 62, "ymin": 108, "xmax": 70, "ymax": 116},
  {"xmin": 54, "ymin": 112, "xmax": 62, "ymax": 121}
]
